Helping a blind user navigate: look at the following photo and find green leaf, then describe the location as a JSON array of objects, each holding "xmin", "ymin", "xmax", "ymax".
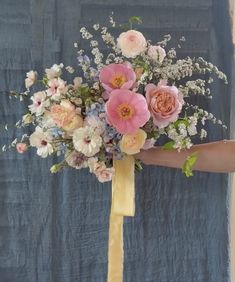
[
  {"xmin": 128, "ymin": 16, "xmax": 143, "ymax": 29},
  {"xmin": 129, "ymin": 16, "xmax": 143, "ymax": 25},
  {"xmin": 146, "ymin": 131, "xmax": 159, "ymax": 139},
  {"xmin": 135, "ymin": 159, "xmax": 143, "ymax": 171},
  {"xmin": 174, "ymin": 118, "xmax": 189, "ymax": 128},
  {"xmin": 182, "ymin": 152, "xmax": 198, "ymax": 177},
  {"xmin": 163, "ymin": 141, "xmax": 175, "ymax": 150}
]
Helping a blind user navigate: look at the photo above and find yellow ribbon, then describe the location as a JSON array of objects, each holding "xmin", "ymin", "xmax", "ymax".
[{"xmin": 108, "ymin": 155, "xmax": 135, "ymax": 282}]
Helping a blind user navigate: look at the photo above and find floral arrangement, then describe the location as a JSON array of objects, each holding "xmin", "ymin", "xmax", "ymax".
[
  {"xmin": 7, "ymin": 16, "xmax": 227, "ymax": 179},
  {"xmin": 3, "ymin": 16, "xmax": 227, "ymax": 281}
]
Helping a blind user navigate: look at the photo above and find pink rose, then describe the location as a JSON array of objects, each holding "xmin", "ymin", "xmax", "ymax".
[
  {"xmin": 145, "ymin": 80, "xmax": 184, "ymax": 128},
  {"xmin": 16, "ymin": 143, "xmax": 27, "ymax": 154},
  {"xmin": 117, "ymin": 30, "xmax": 147, "ymax": 58},
  {"xmin": 99, "ymin": 63, "xmax": 136, "ymax": 95}
]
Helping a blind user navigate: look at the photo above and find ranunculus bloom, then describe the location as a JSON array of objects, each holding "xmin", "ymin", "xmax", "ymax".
[
  {"xmin": 117, "ymin": 30, "xmax": 147, "ymax": 58},
  {"xmin": 99, "ymin": 63, "xmax": 136, "ymax": 94},
  {"xmin": 50, "ymin": 100, "xmax": 83, "ymax": 132},
  {"xmin": 147, "ymin": 45, "xmax": 166, "ymax": 64},
  {"xmin": 16, "ymin": 143, "xmax": 27, "ymax": 154},
  {"xmin": 65, "ymin": 150, "xmax": 88, "ymax": 169},
  {"xmin": 28, "ymin": 91, "xmax": 49, "ymax": 116},
  {"xmin": 29, "ymin": 127, "xmax": 53, "ymax": 158},
  {"xmin": 120, "ymin": 129, "xmax": 147, "ymax": 155},
  {"xmin": 73, "ymin": 126, "xmax": 102, "ymax": 157},
  {"xmin": 105, "ymin": 89, "xmax": 150, "ymax": 134},
  {"xmin": 145, "ymin": 80, "xmax": 184, "ymax": 128}
]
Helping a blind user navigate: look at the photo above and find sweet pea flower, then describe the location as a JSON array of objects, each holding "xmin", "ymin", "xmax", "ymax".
[
  {"xmin": 117, "ymin": 30, "xmax": 147, "ymax": 58},
  {"xmin": 73, "ymin": 77, "xmax": 83, "ymax": 90},
  {"xmin": 145, "ymin": 80, "xmax": 184, "ymax": 128},
  {"xmin": 142, "ymin": 138, "xmax": 156, "ymax": 150},
  {"xmin": 45, "ymin": 63, "xmax": 63, "ymax": 79},
  {"xmin": 25, "ymin": 70, "xmax": 37, "ymax": 88},
  {"xmin": 120, "ymin": 129, "xmax": 147, "ymax": 155},
  {"xmin": 99, "ymin": 63, "xmax": 136, "ymax": 94},
  {"xmin": 46, "ymin": 78, "xmax": 67, "ymax": 100},
  {"xmin": 105, "ymin": 89, "xmax": 150, "ymax": 134},
  {"xmin": 91, "ymin": 161, "xmax": 114, "ymax": 183}
]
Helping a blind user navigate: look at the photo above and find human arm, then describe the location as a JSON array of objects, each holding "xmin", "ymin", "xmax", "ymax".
[{"xmin": 135, "ymin": 140, "xmax": 235, "ymax": 173}]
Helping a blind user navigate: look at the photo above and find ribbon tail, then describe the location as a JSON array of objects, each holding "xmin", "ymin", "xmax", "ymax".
[
  {"xmin": 108, "ymin": 155, "xmax": 135, "ymax": 282},
  {"xmin": 108, "ymin": 213, "xmax": 124, "ymax": 282}
]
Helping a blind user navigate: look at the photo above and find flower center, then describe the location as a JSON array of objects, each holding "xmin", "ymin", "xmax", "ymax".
[
  {"xmin": 117, "ymin": 103, "xmax": 135, "ymax": 120},
  {"xmin": 126, "ymin": 136, "xmax": 137, "ymax": 147},
  {"xmin": 110, "ymin": 73, "xmax": 127, "ymax": 88},
  {"xmin": 84, "ymin": 136, "xmax": 91, "ymax": 144},
  {"xmin": 154, "ymin": 92, "xmax": 175, "ymax": 115},
  {"xmin": 41, "ymin": 140, "xmax": 47, "ymax": 146},
  {"xmin": 128, "ymin": 35, "xmax": 136, "ymax": 42}
]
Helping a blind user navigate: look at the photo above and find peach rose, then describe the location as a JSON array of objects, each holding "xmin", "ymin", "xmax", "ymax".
[
  {"xmin": 145, "ymin": 80, "xmax": 184, "ymax": 128},
  {"xmin": 50, "ymin": 100, "xmax": 83, "ymax": 132},
  {"xmin": 120, "ymin": 129, "xmax": 147, "ymax": 155},
  {"xmin": 62, "ymin": 115, "xmax": 83, "ymax": 133},
  {"xmin": 117, "ymin": 30, "xmax": 147, "ymax": 58},
  {"xmin": 16, "ymin": 143, "xmax": 27, "ymax": 153}
]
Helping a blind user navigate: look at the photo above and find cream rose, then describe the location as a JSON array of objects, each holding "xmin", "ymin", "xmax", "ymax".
[
  {"xmin": 117, "ymin": 30, "xmax": 147, "ymax": 58},
  {"xmin": 120, "ymin": 129, "xmax": 147, "ymax": 155},
  {"xmin": 147, "ymin": 45, "xmax": 166, "ymax": 64}
]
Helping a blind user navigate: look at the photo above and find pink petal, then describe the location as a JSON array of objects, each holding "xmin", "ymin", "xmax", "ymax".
[
  {"xmin": 145, "ymin": 83, "xmax": 156, "ymax": 95},
  {"xmin": 157, "ymin": 79, "xmax": 168, "ymax": 86},
  {"xmin": 121, "ymin": 80, "xmax": 134, "ymax": 90},
  {"xmin": 101, "ymin": 83, "xmax": 114, "ymax": 92}
]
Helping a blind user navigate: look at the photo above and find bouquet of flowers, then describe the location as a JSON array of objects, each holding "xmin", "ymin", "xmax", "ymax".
[
  {"xmin": 4, "ymin": 16, "xmax": 227, "ymax": 281},
  {"xmin": 7, "ymin": 16, "xmax": 227, "ymax": 179}
]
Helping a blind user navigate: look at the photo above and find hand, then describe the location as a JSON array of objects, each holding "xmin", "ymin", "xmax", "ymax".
[{"xmin": 135, "ymin": 149, "xmax": 154, "ymax": 165}]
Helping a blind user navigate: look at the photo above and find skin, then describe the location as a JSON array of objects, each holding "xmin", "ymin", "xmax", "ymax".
[{"xmin": 135, "ymin": 140, "xmax": 235, "ymax": 173}]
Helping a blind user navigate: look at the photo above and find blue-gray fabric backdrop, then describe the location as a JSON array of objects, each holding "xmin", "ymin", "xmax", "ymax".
[{"xmin": 0, "ymin": 0, "xmax": 233, "ymax": 281}]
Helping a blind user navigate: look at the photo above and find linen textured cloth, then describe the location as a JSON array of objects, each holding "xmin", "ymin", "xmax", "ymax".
[{"xmin": 0, "ymin": 0, "xmax": 231, "ymax": 281}]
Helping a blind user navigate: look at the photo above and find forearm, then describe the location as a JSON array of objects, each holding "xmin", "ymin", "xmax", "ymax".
[{"xmin": 137, "ymin": 140, "xmax": 235, "ymax": 173}]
